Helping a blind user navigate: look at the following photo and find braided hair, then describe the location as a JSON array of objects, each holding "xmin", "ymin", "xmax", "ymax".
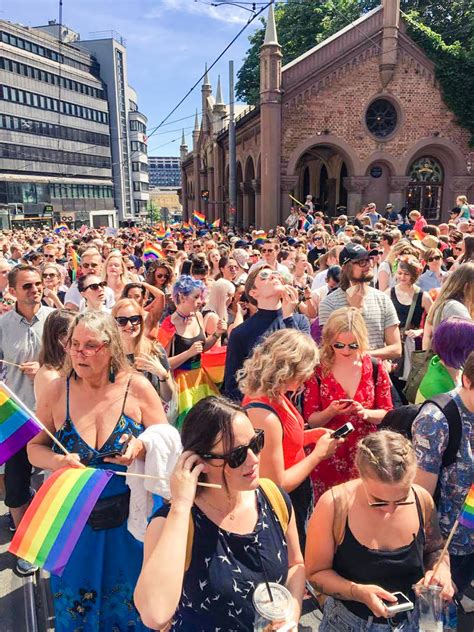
[{"xmin": 356, "ymin": 431, "xmax": 416, "ymax": 483}]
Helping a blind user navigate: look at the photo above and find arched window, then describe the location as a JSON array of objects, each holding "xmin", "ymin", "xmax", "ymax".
[{"xmin": 406, "ymin": 157, "xmax": 443, "ymax": 220}]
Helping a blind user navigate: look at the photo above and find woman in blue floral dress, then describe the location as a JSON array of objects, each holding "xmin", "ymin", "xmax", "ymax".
[{"xmin": 29, "ymin": 311, "xmax": 168, "ymax": 631}]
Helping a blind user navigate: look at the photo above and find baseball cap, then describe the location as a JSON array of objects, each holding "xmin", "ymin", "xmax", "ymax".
[
  {"xmin": 339, "ymin": 243, "xmax": 370, "ymax": 266},
  {"xmin": 386, "ymin": 203, "xmax": 394, "ymax": 209},
  {"xmin": 233, "ymin": 248, "xmax": 249, "ymax": 270}
]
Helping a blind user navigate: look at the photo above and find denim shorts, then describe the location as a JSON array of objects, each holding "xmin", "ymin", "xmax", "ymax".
[{"xmin": 319, "ymin": 597, "xmax": 419, "ymax": 632}]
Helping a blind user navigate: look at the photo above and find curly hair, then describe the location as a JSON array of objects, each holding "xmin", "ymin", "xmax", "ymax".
[
  {"xmin": 320, "ymin": 307, "xmax": 369, "ymax": 370},
  {"xmin": 172, "ymin": 275, "xmax": 206, "ymax": 304},
  {"xmin": 356, "ymin": 430, "xmax": 416, "ymax": 483},
  {"xmin": 237, "ymin": 329, "xmax": 319, "ymax": 399}
]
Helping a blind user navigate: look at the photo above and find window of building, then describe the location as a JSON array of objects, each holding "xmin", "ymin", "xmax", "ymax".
[
  {"xmin": 365, "ymin": 98, "xmax": 398, "ymax": 139},
  {"xmin": 406, "ymin": 156, "xmax": 443, "ymax": 221}
]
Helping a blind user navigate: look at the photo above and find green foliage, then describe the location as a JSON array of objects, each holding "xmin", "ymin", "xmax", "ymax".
[{"xmin": 235, "ymin": 0, "xmax": 474, "ymax": 143}]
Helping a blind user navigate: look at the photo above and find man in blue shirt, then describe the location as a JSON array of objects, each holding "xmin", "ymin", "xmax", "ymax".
[{"xmin": 224, "ymin": 265, "xmax": 310, "ymax": 401}]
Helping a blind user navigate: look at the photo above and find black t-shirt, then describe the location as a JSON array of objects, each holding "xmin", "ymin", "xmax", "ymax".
[{"xmin": 308, "ymin": 247, "xmax": 327, "ymax": 269}]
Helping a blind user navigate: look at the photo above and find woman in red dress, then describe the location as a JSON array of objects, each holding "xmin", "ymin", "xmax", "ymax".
[{"xmin": 303, "ymin": 307, "xmax": 393, "ymax": 502}]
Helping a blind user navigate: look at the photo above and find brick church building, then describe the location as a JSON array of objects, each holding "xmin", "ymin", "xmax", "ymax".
[{"xmin": 180, "ymin": 0, "xmax": 474, "ymax": 229}]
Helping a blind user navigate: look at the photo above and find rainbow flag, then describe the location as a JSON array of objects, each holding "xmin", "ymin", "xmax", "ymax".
[
  {"xmin": 181, "ymin": 222, "xmax": 193, "ymax": 233},
  {"xmin": 254, "ymin": 231, "xmax": 268, "ymax": 246},
  {"xmin": 210, "ymin": 218, "xmax": 221, "ymax": 229},
  {"xmin": 155, "ymin": 226, "xmax": 171, "ymax": 240},
  {"xmin": 202, "ymin": 346, "xmax": 227, "ymax": 388},
  {"xmin": 193, "ymin": 210, "xmax": 206, "ymax": 226},
  {"xmin": 0, "ymin": 382, "xmax": 42, "ymax": 465},
  {"xmin": 143, "ymin": 241, "xmax": 165, "ymax": 261},
  {"xmin": 459, "ymin": 484, "xmax": 474, "ymax": 529},
  {"xmin": 9, "ymin": 467, "xmax": 113, "ymax": 575},
  {"xmin": 54, "ymin": 223, "xmax": 68, "ymax": 234},
  {"xmin": 68, "ymin": 247, "xmax": 80, "ymax": 282}
]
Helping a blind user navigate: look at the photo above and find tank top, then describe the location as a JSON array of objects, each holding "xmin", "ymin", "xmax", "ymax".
[
  {"xmin": 333, "ymin": 487, "xmax": 425, "ymax": 623},
  {"xmin": 172, "ymin": 316, "xmax": 206, "ymax": 368},
  {"xmin": 390, "ymin": 287, "xmax": 424, "ymax": 329}
]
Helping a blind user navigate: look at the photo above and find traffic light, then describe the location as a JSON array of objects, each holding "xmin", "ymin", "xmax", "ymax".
[{"xmin": 201, "ymin": 189, "xmax": 209, "ymax": 202}]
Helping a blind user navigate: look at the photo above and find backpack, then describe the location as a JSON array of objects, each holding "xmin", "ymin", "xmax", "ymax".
[
  {"xmin": 380, "ymin": 392, "xmax": 462, "ymax": 505},
  {"xmin": 184, "ymin": 478, "xmax": 289, "ymax": 572}
]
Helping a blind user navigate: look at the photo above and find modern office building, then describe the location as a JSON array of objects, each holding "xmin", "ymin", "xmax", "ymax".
[
  {"xmin": 0, "ymin": 18, "xmax": 149, "ymax": 227},
  {"xmin": 148, "ymin": 156, "xmax": 181, "ymax": 189}
]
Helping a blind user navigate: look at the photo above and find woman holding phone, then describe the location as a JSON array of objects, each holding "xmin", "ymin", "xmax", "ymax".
[{"xmin": 303, "ymin": 307, "xmax": 393, "ymax": 502}]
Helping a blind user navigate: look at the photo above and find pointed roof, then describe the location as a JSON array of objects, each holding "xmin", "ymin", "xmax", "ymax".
[
  {"xmin": 203, "ymin": 63, "xmax": 210, "ymax": 87},
  {"xmin": 215, "ymin": 75, "xmax": 224, "ymax": 105},
  {"xmin": 263, "ymin": 3, "xmax": 278, "ymax": 46},
  {"xmin": 194, "ymin": 109, "xmax": 200, "ymax": 132},
  {"xmin": 180, "ymin": 129, "xmax": 187, "ymax": 146}
]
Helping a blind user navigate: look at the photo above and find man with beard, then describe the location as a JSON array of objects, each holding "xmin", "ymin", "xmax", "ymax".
[{"xmin": 319, "ymin": 243, "xmax": 401, "ymax": 359}]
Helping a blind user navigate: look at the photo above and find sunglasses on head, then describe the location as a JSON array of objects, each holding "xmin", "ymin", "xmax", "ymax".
[
  {"xmin": 115, "ymin": 315, "xmax": 143, "ymax": 327},
  {"xmin": 84, "ymin": 282, "xmax": 106, "ymax": 292},
  {"xmin": 21, "ymin": 281, "xmax": 43, "ymax": 290},
  {"xmin": 199, "ymin": 429, "xmax": 265, "ymax": 469},
  {"xmin": 333, "ymin": 342, "xmax": 359, "ymax": 350}
]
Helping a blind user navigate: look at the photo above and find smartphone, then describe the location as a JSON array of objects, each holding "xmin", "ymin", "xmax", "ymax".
[
  {"xmin": 338, "ymin": 399, "xmax": 354, "ymax": 404},
  {"xmin": 383, "ymin": 592, "xmax": 414, "ymax": 615},
  {"xmin": 99, "ymin": 435, "xmax": 131, "ymax": 460},
  {"xmin": 332, "ymin": 422, "xmax": 355, "ymax": 440}
]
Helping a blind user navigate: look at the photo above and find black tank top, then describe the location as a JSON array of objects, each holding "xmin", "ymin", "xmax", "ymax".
[
  {"xmin": 390, "ymin": 287, "xmax": 424, "ymax": 329},
  {"xmin": 333, "ymin": 488, "xmax": 425, "ymax": 622},
  {"xmin": 173, "ymin": 317, "xmax": 206, "ymax": 363}
]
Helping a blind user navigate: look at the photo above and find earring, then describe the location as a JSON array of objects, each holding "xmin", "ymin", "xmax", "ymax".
[{"xmin": 109, "ymin": 366, "xmax": 115, "ymax": 383}]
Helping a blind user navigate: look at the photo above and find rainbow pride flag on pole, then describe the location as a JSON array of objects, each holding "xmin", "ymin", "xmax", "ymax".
[
  {"xmin": 143, "ymin": 241, "xmax": 165, "ymax": 261},
  {"xmin": 459, "ymin": 484, "xmax": 474, "ymax": 529},
  {"xmin": 210, "ymin": 218, "xmax": 221, "ymax": 229},
  {"xmin": 69, "ymin": 247, "xmax": 80, "ymax": 282},
  {"xmin": 0, "ymin": 382, "xmax": 42, "ymax": 465},
  {"xmin": 193, "ymin": 210, "xmax": 206, "ymax": 226},
  {"xmin": 10, "ymin": 467, "xmax": 113, "ymax": 575},
  {"xmin": 54, "ymin": 223, "xmax": 68, "ymax": 234}
]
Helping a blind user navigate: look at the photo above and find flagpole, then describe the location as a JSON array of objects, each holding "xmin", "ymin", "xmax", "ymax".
[
  {"xmin": 114, "ymin": 470, "xmax": 221, "ymax": 489},
  {"xmin": 289, "ymin": 194, "xmax": 305, "ymax": 208},
  {"xmin": 430, "ymin": 518, "xmax": 460, "ymax": 580}
]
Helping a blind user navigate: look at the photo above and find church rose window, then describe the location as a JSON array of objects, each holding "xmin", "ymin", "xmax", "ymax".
[{"xmin": 365, "ymin": 99, "xmax": 398, "ymax": 138}]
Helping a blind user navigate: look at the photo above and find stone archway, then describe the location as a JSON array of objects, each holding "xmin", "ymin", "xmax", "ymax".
[
  {"xmin": 236, "ymin": 162, "xmax": 244, "ymax": 227},
  {"xmin": 244, "ymin": 156, "xmax": 256, "ymax": 227}
]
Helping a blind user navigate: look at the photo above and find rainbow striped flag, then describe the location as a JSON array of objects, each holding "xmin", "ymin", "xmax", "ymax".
[
  {"xmin": 210, "ymin": 218, "xmax": 221, "ymax": 229},
  {"xmin": 54, "ymin": 223, "xmax": 68, "ymax": 234},
  {"xmin": 193, "ymin": 210, "xmax": 206, "ymax": 226},
  {"xmin": 181, "ymin": 222, "xmax": 193, "ymax": 233},
  {"xmin": 155, "ymin": 226, "xmax": 171, "ymax": 240},
  {"xmin": 9, "ymin": 467, "xmax": 113, "ymax": 575},
  {"xmin": 68, "ymin": 247, "xmax": 80, "ymax": 282},
  {"xmin": 254, "ymin": 231, "xmax": 268, "ymax": 246},
  {"xmin": 143, "ymin": 241, "xmax": 165, "ymax": 261},
  {"xmin": 459, "ymin": 484, "xmax": 474, "ymax": 529},
  {"xmin": 0, "ymin": 382, "xmax": 42, "ymax": 465},
  {"xmin": 202, "ymin": 346, "xmax": 227, "ymax": 388}
]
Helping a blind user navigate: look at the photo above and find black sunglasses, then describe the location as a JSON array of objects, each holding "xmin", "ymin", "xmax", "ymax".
[
  {"xmin": 333, "ymin": 342, "xmax": 360, "ymax": 350},
  {"xmin": 21, "ymin": 281, "xmax": 43, "ymax": 290},
  {"xmin": 83, "ymin": 282, "xmax": 106, "ymax": 292},
  {"xmin": 200, "ymin": 429, "xmax": 265, "ymax": 469},
  {"xmin": 115, "ymin": 315, "xmax": 143, "ymax": 327}
]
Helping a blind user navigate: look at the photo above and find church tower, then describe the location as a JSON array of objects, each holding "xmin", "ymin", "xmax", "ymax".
[
  {"xmin": 259, "ymin": 3, "xmax": 282, "ymax": 229},
  {"xmin": 380, "ymin": 0, "xmax": 400, "ymax": 87},
  {"xmin": 202, "ymin": 64, "xmax": 212, "ymax": 134}
]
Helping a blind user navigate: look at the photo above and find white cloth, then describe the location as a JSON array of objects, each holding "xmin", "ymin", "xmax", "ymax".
[
  {"xmin": 126, "ymin": 424, "xmax": 182, "ymax": 542},
  {"xmin": 64, "ymin": 282, "xmax": 115, "ymax": 309}
]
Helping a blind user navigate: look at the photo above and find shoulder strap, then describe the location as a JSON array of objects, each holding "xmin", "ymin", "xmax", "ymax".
[
  {"xmin": 65, "ymin": 376, "xmax": 71, "ymax": 420},
  {"xmin": 244, "ymin": 401, "xmax": 278, "ymax": 416},
  {"xmin": 423, "ymin": 394, "xmax": 462, "ymax": 468},
  {"xmin": 370, "ymin": 357, "xmax": 379, "ymax": 385},
  {"xmin": 404, "ymin": 288, "xmax": 420, "ymax": 332},
  {"xmin": 120, "ymin": 376, "xmax": 133, "ymax": 415},
  {"xmin": 259, "ymin": 478, "xmax": 289, "ymax": 533},
  {"xmin": 330, "ymin": 484, "xmax": 349, "ymax": 547},
  {"xmin": 184, "ymin": 512, "xmax": 194, "ymax": 573}
]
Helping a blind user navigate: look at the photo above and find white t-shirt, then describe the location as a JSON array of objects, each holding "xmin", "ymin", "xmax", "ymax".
[
  {"xmin": 64, "ymin": 282, "xmax": 115, "ymax": 309},
  {"xmin": 311, "ymin": 269, "xmax": 329, "ymax": 291}
]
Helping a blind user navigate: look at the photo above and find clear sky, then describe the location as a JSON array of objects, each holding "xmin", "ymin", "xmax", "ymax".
[{"xmin": 0, "ymin": 0, "xmax": 265, "ymax": 157}]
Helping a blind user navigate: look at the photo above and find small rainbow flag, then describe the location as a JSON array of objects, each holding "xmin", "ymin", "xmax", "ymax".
[
  {"xmin": 210, "ymin": 218, "xmax": 221, "ymax": 229},
  {"xmin": 459, "ymin": 483, "xmax": 474, "ymax": 529},
  {"xmin": 68, "ymin": 247, "xmax": 80, "ymax": 282},
  {"xmin": 54, "ymin": 223, "xmax": 68, "ymax": 234},
  {"xmin": 181, "ymin": 222, "xmax": 193, "ymax": 233},
  {"xmin": 155, "ymin": 226, "xmax": 171, "ymax": 240},
  {"xmin": 0, "ymin": 382, "xmax": 42, "ymax": 465},
  {"xmin": 143, "ymin": 241, "xmax": 165, "ymax": 261},
  {"xmin": 193, "ymin": 210, "xmax": 206, "ymax": 226},
  {"xmin": 9, "ymin": 467, "xmax": 113, "ymax": 575},
  {"xmin": 254, "ymin": 231, "xmax": 268, "ymax": 246}
]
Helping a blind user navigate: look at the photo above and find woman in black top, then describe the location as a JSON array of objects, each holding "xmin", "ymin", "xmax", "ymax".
[{"xmin": 306, "ymin": 431, "xmax": 453, "ymax": 631}]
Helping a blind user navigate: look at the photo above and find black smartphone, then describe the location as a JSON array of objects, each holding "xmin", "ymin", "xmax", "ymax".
[
  {"xmin": 99, "ymin": 435, "xmax": 131, "ymax": 460},
  {"xmin": 332, "ymin": 422, "xmax": 355, "ymax": 440}
]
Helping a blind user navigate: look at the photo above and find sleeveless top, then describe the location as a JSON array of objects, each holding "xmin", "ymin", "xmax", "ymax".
[
  {"xmin": 242, "ymin": 394, "xmax": 305, "ymax": 469},
  {"xmin": 172, "ymin": 317, "xmax": 206, "ymax": 370},
  {"xmin": 390, "ymin": 287, "xmax": 424, "ymax": 329},
  {"xmin": 333, "ymin": 487, "xmax": 425, "ymax": 623},
  {"xmin": 153, "ymin": 487, "xmax": 291, "ymax": 631}
]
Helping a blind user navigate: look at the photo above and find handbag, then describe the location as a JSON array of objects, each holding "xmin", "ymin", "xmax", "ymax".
[
  {"xmin": 393, "ymin": 288, "xmax": 419, "ymax": 379},
  {"xmin": 87, "ymin": 490, "xmax": 130, "ymax": 530}
]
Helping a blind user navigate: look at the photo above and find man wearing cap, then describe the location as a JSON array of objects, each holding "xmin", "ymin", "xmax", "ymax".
[
  {"xmin": 319, "ymin": 243, "xmax": 401, "ymax": 359},
  {"xmin": 385, "ymin": 203, "xmax": 402, "ymax": 225},
  {"xmin": 365, "ymin": 203, "xmax": 381, "ymax": 227},
  {"xmin": 232, "ymin": 248, "xmax": 249, "ymax": 283}
]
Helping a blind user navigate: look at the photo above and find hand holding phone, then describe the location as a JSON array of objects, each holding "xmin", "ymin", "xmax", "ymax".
[
  {"xmin": 99, "ymin": 434, "xmax": 132, "ymax": 460},
  {"xmin": 332, "ymin": 422, "xmax": 355, "ymax": 440},
  {"xmin": 382, "ymin": 592, "xmax": 414, "ymax": 615}
]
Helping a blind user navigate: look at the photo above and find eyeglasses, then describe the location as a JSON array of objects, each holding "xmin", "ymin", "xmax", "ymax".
[
  {"xmin": 21, "ymin": 281, "xmax": 43, "ymax": 290},
  {"xmin": 155, "ymin": 273, "xmax": 169, "ymax": 279},
  {"xmin": 364, "ymin": 485, "xmax": 414, "ymax": 508},
  {"xmin": 226, "ymin": 265, "xmax": 238, "ymax": 271},
  {"xmin": 43, "ymin": 272, "xmax": 58, "ymax": 279},
  {"xmin": 115, "ymin": 315, "xmax": 143, "ymax": 328},
  {"xmin": 126, "ymin": 265, "xmax": 135, "ymax": 271},
  {"xmin": 200, "ymin": 429, "xmax": 265, "ymax": 469},
  {"xmin": 65, "ymin": 340, "xmax": 109, "ymax": 356},
  {"xmin": 258, "ymin": 269, "xmax": 281, "ymax": 280},
  {"xmin": 82, "ymin": 262, "xmax": 100, "ymax": 270},
  {"xmin": 352, "ymin": 259, "xmax": 371, "ymax": 267},
  {"xmin": 261, "ymin": 249, "xmax": 275, "ymax": 254},
  {"xmin": 333, "ymin": 342, "xmax": 360, "ymax": 350},
  {"xmin": 43, "ymin": 254, "xmax": 56, "ymax": 259},
  {"xmin": 428, "ymin": 256, "xmax": 442, "ymax": 262},
  {"xmin": 83, "ymin": 282, "xmax": 106, "ymax": 292}
]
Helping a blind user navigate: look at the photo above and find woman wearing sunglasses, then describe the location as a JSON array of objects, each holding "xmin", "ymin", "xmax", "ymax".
[
  {"xmin": 303, "ymin": 307, "xmax": 393, "ymax": 502},
  {"xmin": 135, "ymin": 396, "xmax": 305, "ymax": 631},
  {"xmin": 417, "ymin": 247, "xmax": 448, "ymax": 293},
  {"xmin": 41, "ymin": 263, "xmax": 66, "ymax": 308},
  {"xmin": 111, "ymin": 298, "xmax": 175, "ymax": 413},
  {"xmin": 78, "ymin": 274, "xmax": 110, "ymax": 313},
  {"xmin": 239, "ymin": 329, "xmax": 341, "ymax": 549},
  {"xmin": 306, "ymin": 431, "xmax": 453, "ymax": 632}
]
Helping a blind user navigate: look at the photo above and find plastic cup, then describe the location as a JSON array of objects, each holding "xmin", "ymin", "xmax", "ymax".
[
  {"xmin": 413, "ymin": 584, "xmax": 443, "ymax": 632},
  {"xmin": 253, "ymin": 582, "xmax": 294, "ymax": 631}
]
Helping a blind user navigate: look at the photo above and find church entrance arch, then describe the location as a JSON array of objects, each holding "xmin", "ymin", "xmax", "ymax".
[
  {"xmin": 244, "ymin": 157, "xmax": 256, "ymax": 227},
  {"xmin": 406, "ymin": 156, "xmax": 443, "ymax": 221},
  {"xmin": 236, "ymin": 162, "xmax": 244, "ymax": 227}
]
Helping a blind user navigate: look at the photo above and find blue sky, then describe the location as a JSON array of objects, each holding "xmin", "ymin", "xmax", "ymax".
[{"xmin": 1, "ymin": 0, "xmax": 265, "ymax": 156}]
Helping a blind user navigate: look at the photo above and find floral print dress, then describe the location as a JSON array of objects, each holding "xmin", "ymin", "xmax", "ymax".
[{"xmin": 303, "ymin": 355, "xmax": 393, "ymax": 502}]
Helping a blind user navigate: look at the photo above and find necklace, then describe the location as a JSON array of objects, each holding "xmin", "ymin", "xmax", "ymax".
[
  {"xmin": 175, "ymin": 310, "xmax": 195, "ymax": 322},
  {"xmin": 199, "ymin": 495, "xmax": 237, "ymax": 520}
]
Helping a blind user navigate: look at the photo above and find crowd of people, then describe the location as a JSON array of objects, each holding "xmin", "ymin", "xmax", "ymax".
[{"xmin": 0, "ymin": 197, "xmax": 473, "ymax": 631}]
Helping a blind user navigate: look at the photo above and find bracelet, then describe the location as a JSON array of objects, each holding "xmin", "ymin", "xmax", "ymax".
[{"xmin": 158, "ymin": 372, "xmax": 171, "ymax": 382}]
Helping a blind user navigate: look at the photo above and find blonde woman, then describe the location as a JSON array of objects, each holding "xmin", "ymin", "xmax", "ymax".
[
  {"xmin": 202, "ymin": 278, "xmax": 242, "ymax": 344},
  {"xmin": 303, "ymin": 307, "xmax": 393, "ymax": 501},
  {"xmin": 207, "ymin": 247, "xmax": 221, "ymax": 279},
  {"xmin": 239, "ymin": 329, "xmax": 341, "ymax": 548},
  {"xmin": 103, "ymin": 250, "xmax": 130, "ymax": 302},
  {"xmin": 306, "ymin": 431, "xmax": 453, "ymax": 632},
  {"xmin": 422, "ymin": 262, "xmax": 474, "ymax": 350}
]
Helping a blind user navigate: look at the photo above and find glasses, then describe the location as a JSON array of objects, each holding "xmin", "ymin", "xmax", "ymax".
[
  {"xmin": 21, "ymin": 281, "xmax": 43, "ymax": 290},
  {"xmin": 364, "ymin": 485, "xmax": 414, "ymax": 508},
  {"xmin": 155, "ymin": 273, "xmax": 169, "ymax": 279},
  {"xmin": 200, "ymin": 429, "xmax": 265, "ymax": 469},
  {"xmin": 82, "ymin": 262, "xmax": 100, "ymax": 270},
  {"xmin": 126, "ymin": 265, "xmax": 135, "ymax": 271},
  {"xmin": 258, "ymin": 269, "xmax": 281, "ymax": 280},
  {"xmin": 43, "ymin": 272, "xmax": 58, "ymax": 279},
  {"xmin": 453, "ymin": 246, "xmax": 463, "ymax": 252},
  {"xmin": 352, "ymin": 259, "xmax": 371, "ymax": 267},
  {"xmin": 428, "ymin": 256, "xmax": 442, "ymax": 262},
  {"xmin": 115, "ymin": 315, "xmax": 143, "ymax": 328},
  {"xmin": 43, "ymin": 254, "xmax": 56, "ymax": 259},
  {"xmin": 261, "ymin": 249, "xmax": 275, "ymax": 254},
  {"xmin": 333, "ymin": 342, "xmax": 360, "ymax": 350},
  {"xmin": 83, "ymin": 282, "xmax": 106, "ymax": 292},
  {"xmin": 226, "ymin": 265, "xmax": 238, "ymax": 271},
  {"xmin": 65, "ymin": 341, "xmax": 109, "ymax": 356}
]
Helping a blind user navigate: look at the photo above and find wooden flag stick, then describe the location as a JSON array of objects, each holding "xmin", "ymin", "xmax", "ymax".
[
  {"xmin": 289, "ymin": 194, "xmax": 306, "ymax": 208},
  {"xmin": 1, "ymin": 360, "xmax": 24, "ymax": 369},
  {"xmin": 430, "ymin": 518, "xmax": 459, "ymax": 580},
  {"xmin": 114, "ymin": 470, "xmax": 221, "ymax": 489}
]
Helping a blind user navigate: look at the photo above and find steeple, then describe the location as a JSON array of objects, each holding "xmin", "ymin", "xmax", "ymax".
[
  {"xmin": 213, "ymin": 74, "xmax": 226, "ymax": 117},
  {"xmin": 201, "ymin": 63, "xmax": 212, "ymax": 133},
  {"xmin": 194, "ymin": 109, "xmax": 200, "ymax": 132},
  {"xmin": 180, "ymin": 129, "xmax": 188, "ymax": 161},
  {"xmin": 193, "ymin": 109, "xmax": 200, "ymax": 151},
  {"xmin": 380, "ymin": 0, "xmax": 400, "ymax": 87},
  {"xmin": 203, "ymin": 62, "xmax": 210, "ymax": 88},
  {"xmin": 263, "ymin": 2, "xmax": 278, "ymax": 46}
]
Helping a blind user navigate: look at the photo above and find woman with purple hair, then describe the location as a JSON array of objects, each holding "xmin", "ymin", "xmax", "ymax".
[{"xmin": 416, "ymin": 316, "xmax": 474, "ymax": 403}]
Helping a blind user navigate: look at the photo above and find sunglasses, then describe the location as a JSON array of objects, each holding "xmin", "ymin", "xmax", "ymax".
[
  {"xmin": 261, "ymin": 249, "xmax": 275, "ymax": 254},
  {"xmin": 258, "ymin": 269, "xmax": 281, "ymax": 280},
  {"xmin": 333, "ymin": 342, "xmax": 359, "ymax": 350},
  {"xmin": 83, "ymin": 282, "xmax": 106, "ymax": 292},
  {"xmin": 115, "ymin": 315, "xmax": 143, "ymax": 328},
  {"xmin": 43, "ymin": 254, "xmax": 56, "ymax": 259},
  {"xmin": 200, "ymin": 429, "xmax": 264, "ymax": 469},
  {"xmin": 82, "ymin": 262, "xmax": 100, "ymax": 269},
  {"xmin": 127, "ymin": 265, "xmax": 135, "ymax": 271},
  {"xmin": 21, "ymin": 281, "xmax": 43, "ymax": 290},
  {"xmin": 43, "ymin": 272, "xmax": 58, "ymax": 279},
  {"xmin": 364, "ymin": 486, "xmax": 414, "ymax": 508},
  {"xmin": 155, "ymin": 273, "xmax": 169, "ymax": 279},
  {"xmin": 352, "ymin": 259, "xmax": 371, "ymax": 267},
  {"xmin": 428, "ymin": 256, "xmax": 442, "ymax": 262}
]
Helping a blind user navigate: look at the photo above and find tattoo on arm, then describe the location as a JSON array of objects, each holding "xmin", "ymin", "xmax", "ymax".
[{"xmin": 424, "ymin": 504, "xmax": 448, "ymax": 569}]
